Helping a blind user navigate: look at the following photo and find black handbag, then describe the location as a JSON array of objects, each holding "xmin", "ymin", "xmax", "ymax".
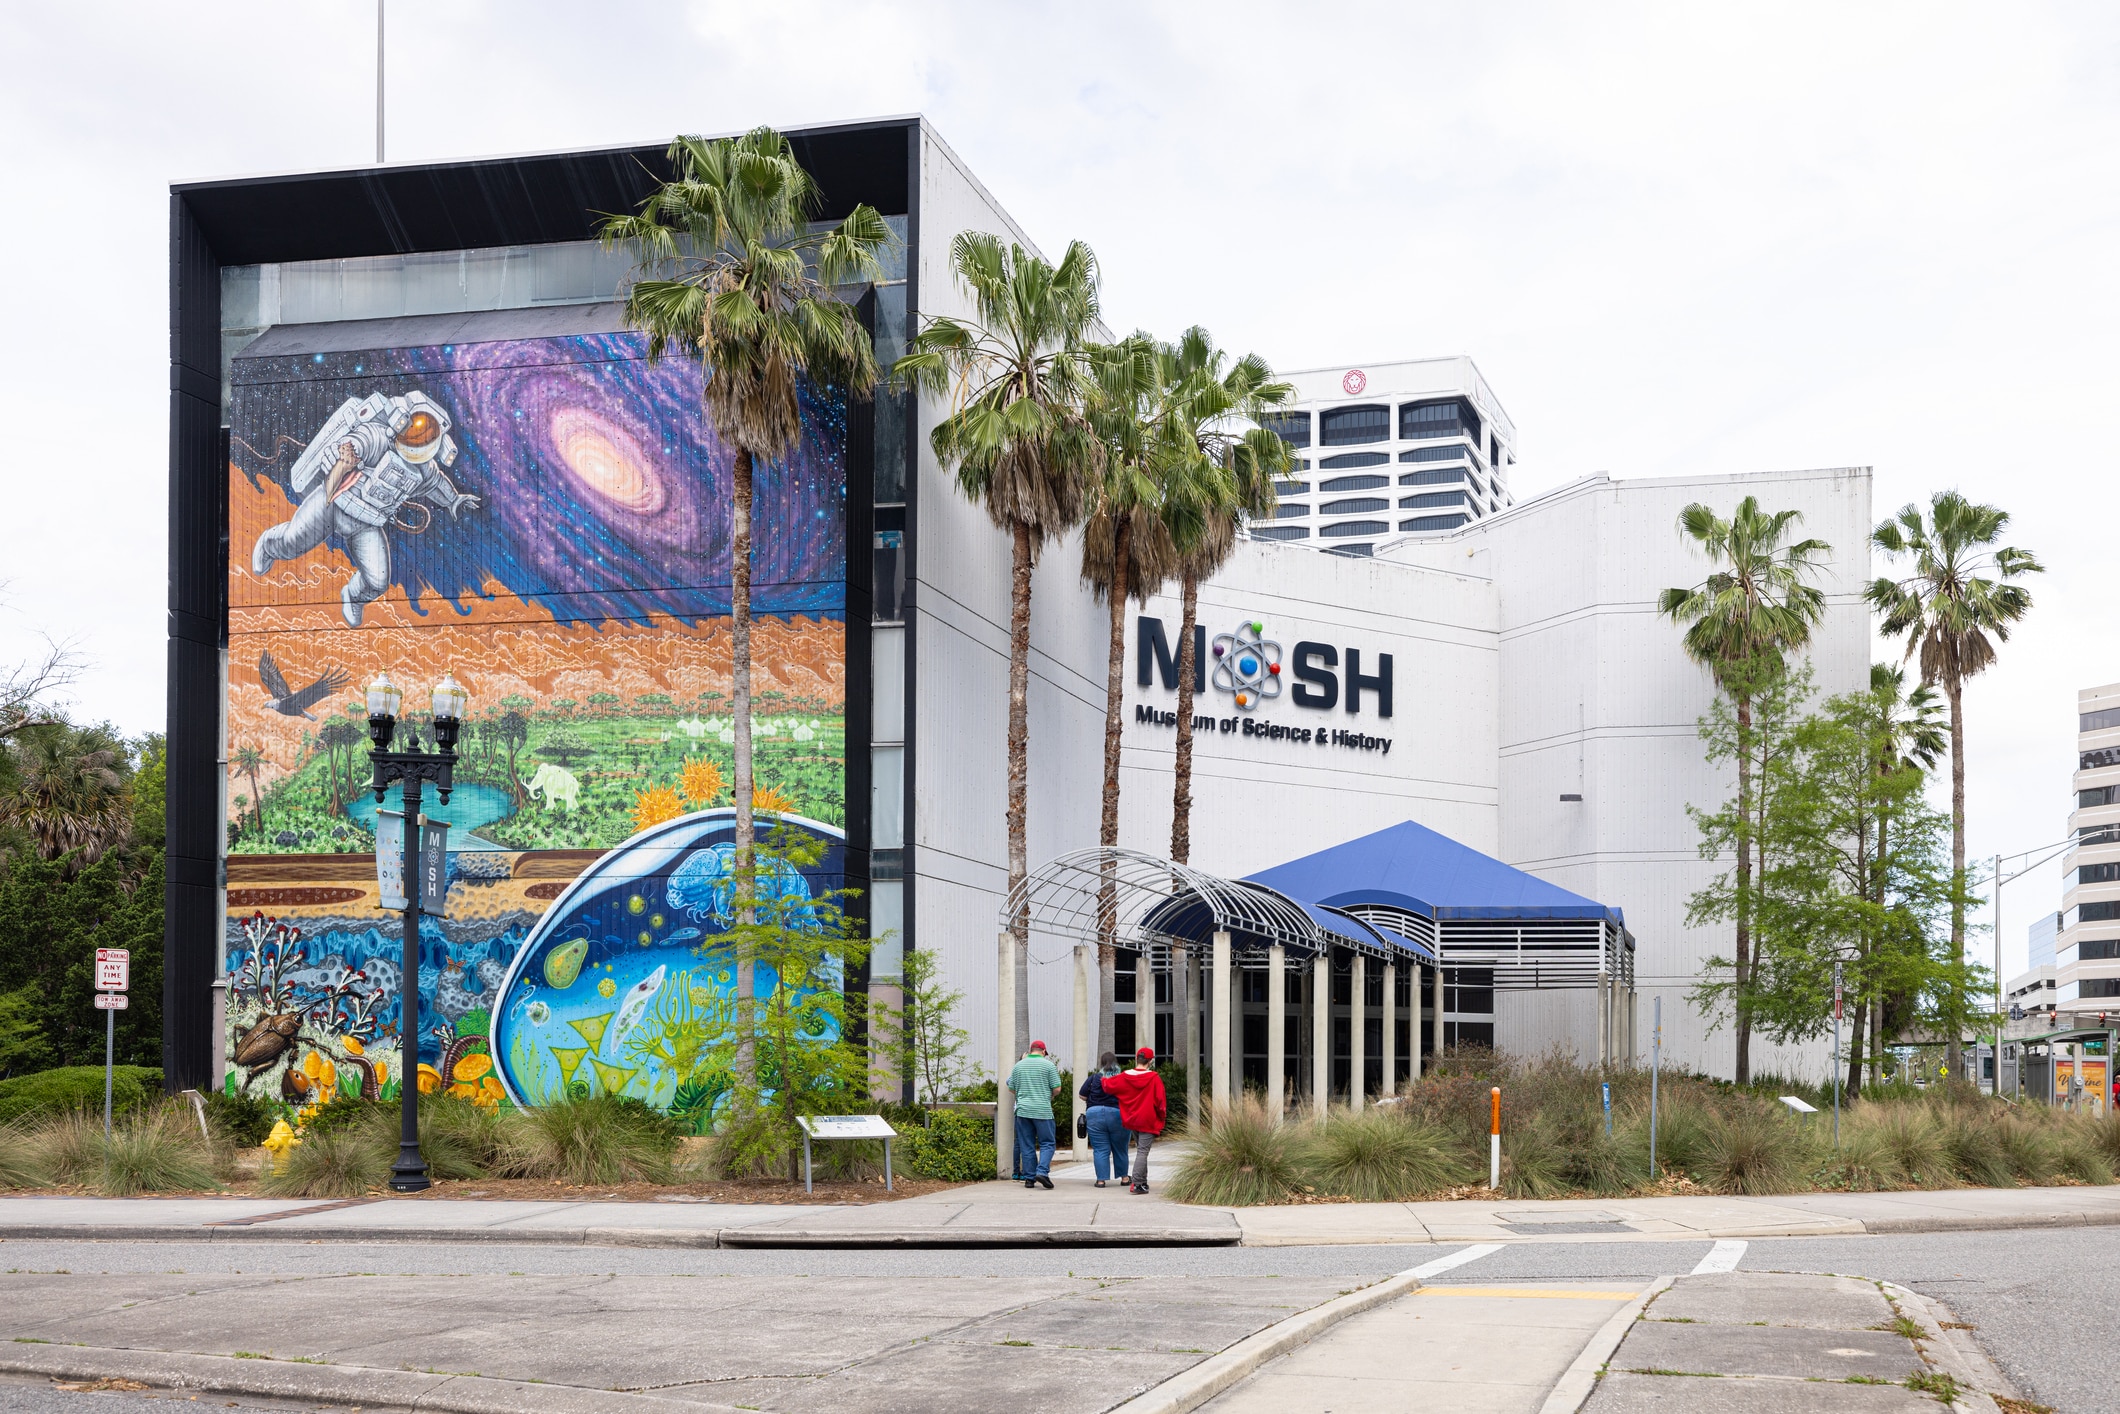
[{"xmin": 1075, "ymin": 1113, "xmax": 1089, "ymax": 1139}]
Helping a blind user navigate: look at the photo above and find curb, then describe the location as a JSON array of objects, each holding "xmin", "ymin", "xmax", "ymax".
[
  {"xmin": 1101, "ymin": 1272, "xmax": 1425, "ymax": 1414},
  {"xmin": 718, "ymin": 1225, "xmax": 1240, "ymax": 1248},
  {"xmin": 1534, "ymin": 1274, "xmax": 1674, "ymax": 1414},
  {"xmin": 0, "ymin": 1343, "xmax": 749, "ymax": 1414},
  {"xmin": 1882, "ymin": 1280, "xmax": 2017, "ymax": 1414}
]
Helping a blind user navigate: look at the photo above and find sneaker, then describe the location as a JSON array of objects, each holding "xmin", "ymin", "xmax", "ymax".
[
  {"xmin": 1023, "ymin": 1179, "xmax": 1036, "ymax": 1189},
  {"xmin": 1037, "ymin": 1174, "xmax": 1054, "ymax": 1190},
  {"xmin": 1129, "ymin": 1184, "xmax": 1147, "ymax": 1194}
]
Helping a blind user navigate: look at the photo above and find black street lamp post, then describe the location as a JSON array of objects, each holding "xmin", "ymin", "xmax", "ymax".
[{"xmin": 365, "ymin": 671, "xmax": 469, "ymax": 1194}]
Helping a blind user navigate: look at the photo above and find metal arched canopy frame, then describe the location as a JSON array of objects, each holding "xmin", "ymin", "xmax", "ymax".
[{"xmin": 1001, "ymin": 847, "xmax": 1410, "ymax": 963}]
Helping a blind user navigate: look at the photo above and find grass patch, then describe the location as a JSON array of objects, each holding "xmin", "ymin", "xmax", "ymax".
[
  {"xmin": 1875, "ymin": 1316, "xmax": 1924, "ymax": 1339},
  {"xmin": 1904, "ymin": 1370, "xmax": 1961, "ymax": 1400},
  {"xmin": 1166, "ymin": 1099, "xmax": 1304, "ymax": 1206}
]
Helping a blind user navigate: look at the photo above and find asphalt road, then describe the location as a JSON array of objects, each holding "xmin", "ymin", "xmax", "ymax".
[{"xmin": 0, "ymin": 1230, "xmax": 2104, "ymax": 1412}]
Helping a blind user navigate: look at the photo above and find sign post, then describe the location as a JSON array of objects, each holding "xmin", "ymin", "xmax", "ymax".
[
  {"xmin": 1831, "ymin": 961, "xmax": 1844, "ymax": 1148},
  {"xmin": 796, "ymin": 1115, "xmax": 899, "ymax": 1194},
  {"xmin": 1649, "ymin": 995, "xmax": 1662, "ymax": 1178},
  {"xmin": 94, "ymin": 948, "xmax": 129, "ymax": 1138}
]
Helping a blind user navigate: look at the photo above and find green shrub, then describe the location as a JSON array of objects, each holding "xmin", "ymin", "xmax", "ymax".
[
  {"xmin": 1301, "ymin": 1109, "xmax": 1464, "ymax": 1201},
  {"xmin": 898, "ymin": 1108, "xmax": 997, "ymax": 1183},
  {"xmin": 99, "ymin": 1104, "xmax": 219, "ymax": 1196},
  {"xmin": 1702, "ymin": 1107, "xmax": 1811, "ymax": 1195},
  {"xmin": 204, "ymin": 1089, "xmax": 277, "ymax": 1147},
  {"xmin": 302, "ymin": 1096, "xmax": 385, "ymax": 1138},
  {"xmin": 0, "ymin": 1066, "xmax": 162, "ymax": 1124},
  {"xmin": 501, "ymin": 1094, "xmax": 679, "ymax": 1185},
  {"xmin": 1166, "ymin": 1099, "xmax": 1302, "ymax": 1206},
  {"xmin": 416, "ymin": 1095, "xmax": 511, "ymax": 1180},
  {"xmin": 260, "ymin": 1124, "xmax": 389, "ymax": 1197}
]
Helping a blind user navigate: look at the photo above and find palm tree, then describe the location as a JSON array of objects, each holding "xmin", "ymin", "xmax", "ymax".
[
  {"xmin": 1658, "ymin": 496, "xmax": 1829, "ymax": 1083},
  {"xmin": 2, "ymin": 725, "xmax": 129, "ymax": 866},
  {"xmin": 896, "ymin": 233, "xmax": 1103, "ymax": 1047},
  {"xmin": 1867, "ymin": 491, "xmax": 2042, "ymax": 1077},
  {"xmin": 1080, "ymin": 334, "xmax": 1178, "ymax": 1053},
  {"xmin": 600, "ymin": 126, "xmax": 890, "ymax": 905},
  {"xmin": 1156, "ymin": 329, "xmax": 1293, "ymax": 865},
  {"xmin": 230, "ymin": 742, "xmax": 268, "ymax": 840}
]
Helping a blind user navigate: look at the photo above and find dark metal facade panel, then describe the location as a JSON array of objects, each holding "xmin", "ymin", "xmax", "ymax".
[{"xmin": 176, "ymin": 122, "xmax": 915, "ymax": 267}]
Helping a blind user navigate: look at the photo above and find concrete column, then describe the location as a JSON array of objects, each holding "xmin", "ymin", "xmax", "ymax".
[
  {"xmin": 1409, "ymin": 961, "xmax": 1423, "ymax": 1084},
  {"xmin": 1267, "ymin": 944, "xmax": 1286, "ymax": 1121},
  {"xmin": 1351, "ymin": 953, "xmax": 1367, "ymax": 1112},
  {"xmin": 1433, "ymin": 958, "xmax": 1445, "ymax": 1061},
  {"xmin": 1136, "ymin": 950, "xmax": 1154, "ymax": 1061},
  {"xmin": 1382, "ymin": 960, "xmax": 1397, "ymax": 1099},
  {"xmin": 1180, "ymin": 950, "xmax": 1199, "ymax": 1126},
  {"xmin": 1312, "ymin": 951, "xmax": 1329, "ymax": 1117},
  {"xmin": 1072, "ymin": 945, "xmax": 1091, "ymax": 1159},
  {"xmin": 996, "ymin": 930, "xmax": 1015, "ymax": 1180},
  {"xmin": 1211, "ymin": 930, "xmax": 1233, "ymax": 1112}
]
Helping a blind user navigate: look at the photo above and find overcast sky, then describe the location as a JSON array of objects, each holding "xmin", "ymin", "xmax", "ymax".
[{"xmin": 1, "ymin": 1, "xmax": 2111, "ymax": 976}]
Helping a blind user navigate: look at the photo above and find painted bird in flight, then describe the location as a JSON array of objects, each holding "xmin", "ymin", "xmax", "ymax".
[{"xmin": 259, "ymin": 651, "xmax": 350, "ymax": 720}]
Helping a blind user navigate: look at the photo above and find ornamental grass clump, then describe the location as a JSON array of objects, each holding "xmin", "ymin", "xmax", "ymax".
[
  {"xmin": 502, "ymin": 1093, "xmax": 680, "ymax": 1186},
  {"xmin": 1699, "ymin": 1105, "xmax": 1811, "ymax": 1195},
  {"xmin": 1942, "ymin": 1113, "xmax": 2017, "ymax": 1189},
  {"xmin": 99, "ymin": 1104, "xmax": 221, "ymax": 1196},
  {"xmin": 1165, "ymin": 1098, "xmax": 1304, "ymax": 1206},
  {"xmin": 1300, "ymin": 1109, "xmax": 1464, "ymax": 1201},
  {"xmin": 1859, "ymin": 1103, "xmax": 1955, "ymax": 1189},
  {"xmin": 259, "ymin": 1123, "xmax": 390, "ymax": 1198}
]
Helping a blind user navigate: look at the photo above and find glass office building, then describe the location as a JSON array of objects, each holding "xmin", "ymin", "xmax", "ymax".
[{"xmin": 1254, "ymin": 358, "xmax": 1516, "ymax": 557}]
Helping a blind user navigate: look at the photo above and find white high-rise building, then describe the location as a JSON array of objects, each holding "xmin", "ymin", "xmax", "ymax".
[
  {"xmin": 1254, "ymin": 358, "xmax": 1516, "ymax": 557},
  {"xmin": 2059, "ymin": 683, "xmax": 2120, "ymax": 1021}
]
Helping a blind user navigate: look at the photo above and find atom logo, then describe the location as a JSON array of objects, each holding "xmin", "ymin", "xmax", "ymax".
[
  {"xmin": 1342, "ymin": 369, "xmax": 1367, "ymax": 394},
  {"xmin": 1211, "ymin": 620, "xmax": 1283, "ymax": 711}
]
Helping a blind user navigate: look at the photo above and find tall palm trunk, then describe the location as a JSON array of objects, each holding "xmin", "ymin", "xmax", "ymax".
[
  {"xmin": 1945, "ymin": 677, "xmax": 1966, "ymax": 1077},
  {"xmin": 1008, "ymin": 520, "xmax": 1034, "ymax": 1050},
  {"xmin": 1096, "ymin": 521, "xmax": 1131, "ymax": 1059},
  {"xmin": 1733, "ymin": 693, "xmax": 1753, "ymax": 1084},
  {"xmin": 1170, "ymin": 572, "xmax": 1201, "ymax": 865},
  {"xmin": 733, "ymin": 446, "xmax": 757, "ymax": 1083}
]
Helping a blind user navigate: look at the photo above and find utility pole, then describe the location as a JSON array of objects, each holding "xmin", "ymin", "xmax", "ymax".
[{"xmin": 376, "ymin": 0, "xmax": 386, "ymax": 164}]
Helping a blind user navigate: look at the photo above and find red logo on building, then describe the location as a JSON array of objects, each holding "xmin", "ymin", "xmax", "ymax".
[{"xmin": 1342, "ymin": 369, "xmax": 1367, "ymax": 394}]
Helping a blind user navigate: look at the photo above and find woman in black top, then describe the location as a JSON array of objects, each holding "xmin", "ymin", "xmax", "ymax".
[{"xmin": 1079, "ymin": 1050, "xmax": 1129, "ymax": 1187}]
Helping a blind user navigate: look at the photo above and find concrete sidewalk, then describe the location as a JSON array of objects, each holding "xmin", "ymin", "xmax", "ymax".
[{"xmin": 1, "ymin": 1166, "xmax": 2117, "ymax": 1248}]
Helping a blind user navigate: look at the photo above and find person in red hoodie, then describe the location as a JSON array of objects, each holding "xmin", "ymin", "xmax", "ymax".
[{"xmin": 1098, "ymin": 1046, "xmax": 1167, "ymax": 1194}]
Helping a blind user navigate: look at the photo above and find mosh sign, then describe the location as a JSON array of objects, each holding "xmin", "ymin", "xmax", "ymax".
[{"xmin": 1136, "ymin": 616, "xmax": 1392, "ymax": 718}]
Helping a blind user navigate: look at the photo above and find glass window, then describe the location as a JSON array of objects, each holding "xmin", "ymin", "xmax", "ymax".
[
  {"xmin": 1260, "ymin": 411, "xmax": 1311, "ymax": 448},
  {"xmin": 1399, "ymin": 443, "xmax": 1474, "ymax": 463},
  {"xmin": 1253, "ymin": 524, "xmax": 1309, "ymax": 541},
  {"xmin": 872, "ymin": 284, "xmax": 909, "ymax": 504},
  {"xmin": 1320, "ymin": 520, "xmax": 1386, "ymax": 537},
  {"xmin": 2077, "ymin": 901, "xmax": 2120, "ymax": 923},
  {"xmin": 2086, "ymin": 707, "xmax": 2120, "ymax": 732},
  {"xmin": 2079, "ymin": 823, "xmax": 2120, "ymax": 846},
  {"xmin": 1398, "ymin": 397, "xmax": 1483, "ymax": 445},
  {"xmin": 2076, "ymin": 938, "xmax": 2120, "ymax": 961},
  {"xmin": 2079, "ymin": 978, "xmax": 2120, "ymax": 998},
  {"xmin": 1319, "ymin": 451, "xmax": 1389, "ymax": 469},
  {"xmin": 1319, "ymin": 474, "xmax": 1389, "ymax": 492},
  {"xmin": 1400, "ymin": 467, "xmax": 1465, "ymax": 487},
  {"xmin": 2083, "ymin": 747, "xmax": 2120, "ymax": 770},
  {"xmin": 871, "ymin": 745, "xmax": 904, "ymax": 850},
  {"xmin": 1274, "ymin": 503, "xmax": 1310, "ymax": 518},
  {"xmin": 1326, "ymin": 543, "xmax": 1374, "ymax": 557},
  {"xmin": 1319, "ymin": 405, "xmax": 1390, "ymax": 445},
  {"xmin": 1399, "ymin": 513, "xmax": 1468, "ymax": 533},
  {"xmin": 2083, "ymin": 863, "xmax": 2120, "ymax": 885},
  {"xmin": 872, "ymin": 529, "xmax": 904, "ymax": 622},
  {"xmin": 2081, "ymin": 787, "xmax": 2118, "ymax": 808},
  {"xmin": 1401, "ymin": 490, "xmax": 1465, "ymax": 509},
  {"xmin": 1321, "ymin": 498, "xmax": 1389, "ymax": 515},
  {"xmin": 1273, "ymin": 480, "xmax": 1309, "ymax": 496}
]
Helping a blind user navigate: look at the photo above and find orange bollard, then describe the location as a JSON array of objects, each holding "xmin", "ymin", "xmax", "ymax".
[{"xmin": 1489, "ymin": 1086, "xmax": 1501, "ymax": 1191}]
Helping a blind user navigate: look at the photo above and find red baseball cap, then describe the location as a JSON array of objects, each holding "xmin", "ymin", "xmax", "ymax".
[
  {"xmin": 1029, "ymin": 1040, "xmax": 1047, "ymax": 1053},
  {"xmin": 1136, "ymin": 1046, "xmax": 1155, "ymax": 1060}
]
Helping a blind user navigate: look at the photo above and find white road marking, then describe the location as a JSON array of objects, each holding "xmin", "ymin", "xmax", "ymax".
[
  {"xmin": 1693, "ymin": 1239, "xmax": 1747, "ymax": 1274},
  {"xmin": 1402, "ymin": 1242, "xmax": 1504, "ymax": 1279}
]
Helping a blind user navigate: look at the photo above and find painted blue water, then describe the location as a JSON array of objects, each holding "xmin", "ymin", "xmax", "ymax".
[{"xmin": 345, "ymin": 780, "xmax": 513, "ymax": 851}]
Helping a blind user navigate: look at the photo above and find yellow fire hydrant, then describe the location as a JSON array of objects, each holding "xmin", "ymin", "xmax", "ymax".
[{"xmin": 261, "ymin": 1118, "xmax": 301, "ymax": 1173}]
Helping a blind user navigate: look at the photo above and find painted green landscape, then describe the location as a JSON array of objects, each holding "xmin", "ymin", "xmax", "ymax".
[{"xmin": 230, "ymin": 689, "xmax": 845, "ymax": 854}]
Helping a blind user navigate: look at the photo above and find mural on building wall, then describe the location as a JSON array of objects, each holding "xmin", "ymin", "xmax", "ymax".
[
  {"xmin": 222, "ymin": 328, "xmax": 850, "ymax": 1118},
  {"xmin": 226, "ymin": 330, "xmax": 847, "ymax": 856},
  {"xmin": 222, "ymin": 811, "xmax": 844, "ymax": 1130}
]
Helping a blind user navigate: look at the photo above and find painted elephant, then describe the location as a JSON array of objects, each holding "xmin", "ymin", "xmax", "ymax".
[{"xmin": 524, "ymin": 762, "xmax": 582, "ymax": 812}]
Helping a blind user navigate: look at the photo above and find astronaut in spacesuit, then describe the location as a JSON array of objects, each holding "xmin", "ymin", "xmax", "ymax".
[{"xmin": 251, "ymin": 391, "xmax": 482, "ymax": 627}]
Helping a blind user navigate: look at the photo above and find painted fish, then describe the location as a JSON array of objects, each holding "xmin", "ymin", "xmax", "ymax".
[
  {"xmin": 544, "ymin": 937, "xmax": 590, "ymax": 990},
  {"xmin": 605, "ymin": 965, "xmax": 667, "ymax": 1060}
]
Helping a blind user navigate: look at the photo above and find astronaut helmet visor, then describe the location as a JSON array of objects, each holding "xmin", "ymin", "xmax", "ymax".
[{"xmin": 396, "ymin": 410, "xmax": 445, "ymax": 463}]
